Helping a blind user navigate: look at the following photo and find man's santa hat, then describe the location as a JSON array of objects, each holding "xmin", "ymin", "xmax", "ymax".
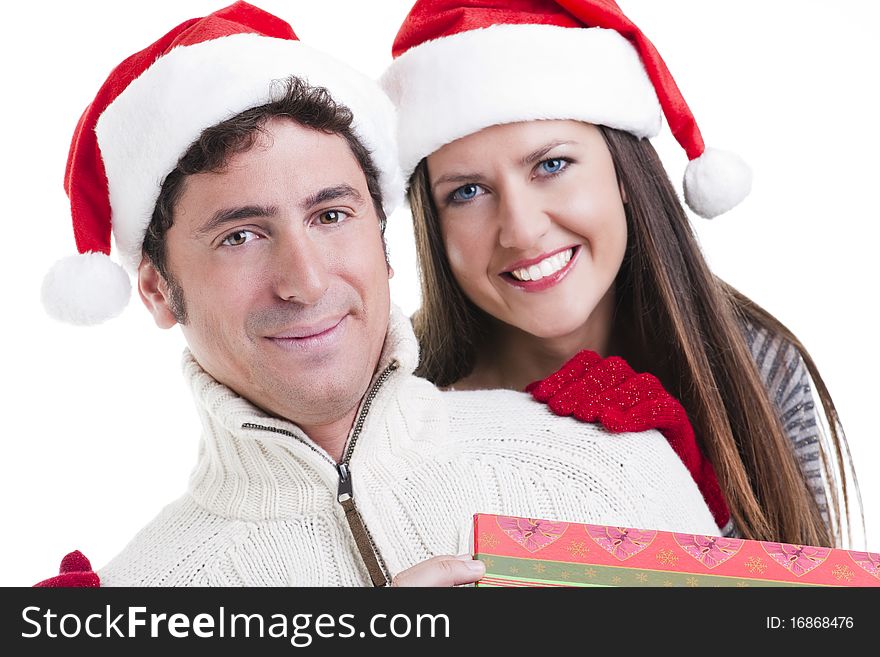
[
  {"xmin": 44, "ymin": 1, "xmax": 404, "ymax": 325},
  {"xmin": 382, "ymin": 0, "xmax": 750, "ymax": 219}
]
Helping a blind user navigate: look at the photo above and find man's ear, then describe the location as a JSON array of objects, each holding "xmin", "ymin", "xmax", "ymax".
[
  {"xmin": 137, "ymin": 256, "xmax": 178, "ymax": 329},
  {"xmin": 387, "ymin": 264, "xmax": 395, "ymax": 280}
]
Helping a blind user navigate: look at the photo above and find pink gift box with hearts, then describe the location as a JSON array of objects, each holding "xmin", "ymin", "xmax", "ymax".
[{"xmin": 472, "ymin": 513, "xmax": 880, "ymax": 587}]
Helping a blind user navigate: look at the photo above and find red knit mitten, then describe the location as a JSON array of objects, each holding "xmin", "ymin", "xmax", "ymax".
[
  {"xmin": 526, "ymin": 350, "xmax": 730, "ymax": 530},
  {"xmin": 33, "ymin": 550, "xmax": 100, "ymax": 587}
]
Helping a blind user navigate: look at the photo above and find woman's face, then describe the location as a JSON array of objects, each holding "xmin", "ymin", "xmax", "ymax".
[{"xmin": 427, "ymin": 120, "xmax": 628, "ymax": 341}]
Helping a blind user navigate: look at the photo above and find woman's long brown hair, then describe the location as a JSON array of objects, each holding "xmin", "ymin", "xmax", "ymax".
[{"xmin": 409, "ymin": 126, "xmax": 859, "ymax": 547}]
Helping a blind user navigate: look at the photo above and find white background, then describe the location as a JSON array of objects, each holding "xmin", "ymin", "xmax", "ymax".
[{"xmin": 1, "ymin": 1, "xmax": 877, "ymax": 586}]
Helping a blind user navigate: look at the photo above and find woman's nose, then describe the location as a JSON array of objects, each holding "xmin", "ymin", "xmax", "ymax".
[{"xmin": 496, "ymin": 186, "xmax": 551, "ymax": 251}]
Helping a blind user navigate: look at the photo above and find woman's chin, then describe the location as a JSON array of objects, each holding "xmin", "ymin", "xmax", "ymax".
[
  {"xmin": 510, "ymin": 317, "xmax": 591, "ymax": 342},
  {"xmin": 493, "ymin": 289, "xmax": 609, "ymax": 345}
]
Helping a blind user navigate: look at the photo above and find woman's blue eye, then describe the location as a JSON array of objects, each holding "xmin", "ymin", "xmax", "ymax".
[
  {"xmin": 540, "ymin": 159, "xmax": 565, "ymax": 174},
  {"xmin": 451, "ymin": 184, "xmax": 482, "ymax": 202}
]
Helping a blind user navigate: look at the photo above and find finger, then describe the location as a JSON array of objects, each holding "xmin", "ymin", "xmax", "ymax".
[
  {"xmin": 59, "ymin": 550, "xmax": 92, "ymax": 574},
  {"xmin": 391, "ymin": 554, "xmax": 485, "ymax": 587},
  {"xmin": 598, "ymin": 372, "xmax": 668, "ymax": 412},
  {"xmin": 600, "ymin": 395, "xmax": 684, "ymax": 432},
  {"xmin": 526, "ymin": 350, "xmax": 602, "ymax": 398},
  {"xmin": 551, "ymin": 381, "xmax": 600, "ymax": 420},
  {"xmin": 622, "ymin": 396, "xmax": 690, "ymax": 432},
  {"xmin": 585, "ymin": 356, "xmax": 638, "ymax": 394}
]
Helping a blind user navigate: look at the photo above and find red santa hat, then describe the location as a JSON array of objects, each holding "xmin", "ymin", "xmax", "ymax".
[
  {"xmin": 382, "ymin": 0, "xmax": 750, "ymax": 220},
  {"xmin": 44, "ymin": 1, "xmax": 404, "ymax": 325}
]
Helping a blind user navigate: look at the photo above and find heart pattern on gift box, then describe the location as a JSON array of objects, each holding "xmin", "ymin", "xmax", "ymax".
[
  {"xmin": 496, "ymin": 516, "xmax": 568, "ymax": 553},
  {"xmin": 673, "ymin": 534, "xmax": 744, "ymax": 569},
  {"xmin": 586, "ymin": 526, "xmax": 657, "ymax": 561},
  {"xmin": 761, "ymin": 542, "xmax": 831, "ymax": 577},
  {"xmin": 848, "ymin": 551, "xmax": 880, "ymax": 579}
]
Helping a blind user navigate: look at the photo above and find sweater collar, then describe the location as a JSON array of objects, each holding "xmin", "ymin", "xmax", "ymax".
[{"xmin": 182, "ymin": 305, "xmax": 419, "ymax": 519}]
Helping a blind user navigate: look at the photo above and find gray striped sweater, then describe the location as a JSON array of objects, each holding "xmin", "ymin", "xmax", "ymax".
[{"xmin": 731, "ymin": 321, "xmax": 829, "ymax": 536}]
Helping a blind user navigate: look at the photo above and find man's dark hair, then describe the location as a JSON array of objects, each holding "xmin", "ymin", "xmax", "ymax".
[{"xmin": 143, "ymin": 76, "xmax": 387, "ymax": 322}]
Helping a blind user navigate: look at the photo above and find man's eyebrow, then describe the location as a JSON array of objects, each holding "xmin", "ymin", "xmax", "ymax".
[
  {"xmin": 520, "ymin": 140, "xmax": 574, "ymax": 167},
  {"xmin": 300, "ymin": 184, "xmax": 364, "ymax": 211},
  {"xmin": 195, "ymin": 205, "xmax": 276, "ymax": 237}
]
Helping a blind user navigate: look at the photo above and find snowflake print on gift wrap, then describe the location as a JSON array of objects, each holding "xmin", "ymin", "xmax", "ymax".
[
  {"xmin": 586, "ymin": 526, "xmax": 657, "ymax": 561},
  {"xmin": 832, "ymin": 564, "xmax": 855, "ymax": 582},
  {"xmin": 848, "ymin": 551, "xmax": 880, "ymax": 579},
  {"xmin": 744, "ymin": 556, "xmax": 766, "ymax": 574},
  {"xmin": 761, "ymin": 542, "xmax": 831, "ymax": 577},
  {"xmin": 566, "ymin": 540, "xmax": 589, "ymax": 558},
  {"xmin": 655, "ymin": 549, "xmax": 679, "ymax": 566},
  {"xmin": 479, "ymin": 532, "xmax": 499, "ymax": 549},
  {"xmin": 496, "ymin": 516, "xmax": 568, "ymax": 553},
  {"xmin": 673, "ymin": 534, "xmax": 743, "ymax": 569}
]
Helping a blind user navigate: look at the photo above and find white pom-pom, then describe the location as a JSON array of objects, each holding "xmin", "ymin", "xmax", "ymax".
[
  {"xmin": 41, "ymin": 252, "xmax": 131, "ymax": 325},
  {"xmin": 683, "ymin": 147, "xmax": 752, "ymax": 219}
]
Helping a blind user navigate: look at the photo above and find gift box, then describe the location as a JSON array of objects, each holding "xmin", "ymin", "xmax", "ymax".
[{"xmin": 472, "ymin": 513, "xmax": 880, "ymax": 587}]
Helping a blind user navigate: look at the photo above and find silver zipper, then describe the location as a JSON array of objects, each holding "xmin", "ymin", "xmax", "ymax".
[
  {"xmin": 243, "ymin": 360, "xmax": 399, "ymax": 586},
  {"xmin": 241, "ymin": 422, "xmax": 335, "ymax": 466}
]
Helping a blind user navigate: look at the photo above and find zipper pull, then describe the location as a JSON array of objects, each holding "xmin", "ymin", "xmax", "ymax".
[
  {"xmin": 336, "ymin": 463, "xmax": 388, "ymax": 587},
  {"xmin": 337, "ymin": 463, "xmax": 353, "ymax": 502}
]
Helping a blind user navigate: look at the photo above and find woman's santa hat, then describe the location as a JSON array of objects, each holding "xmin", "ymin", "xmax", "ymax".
[
  {"xmin": 382, "ymin": 0, "xmax": 751, "ymax": 219},
  {"xmin": 44, "ymin": 1, "xmax": 404, "ymax": 325}
]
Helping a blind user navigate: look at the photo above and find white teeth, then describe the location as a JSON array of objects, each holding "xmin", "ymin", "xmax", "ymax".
[{"xmin": 510, "ymin": 248, "xmax": 574, "ymax": 282}]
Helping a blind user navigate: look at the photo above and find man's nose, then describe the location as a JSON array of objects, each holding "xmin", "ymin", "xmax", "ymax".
[
  {"xmin": 496, "ymin": 186, "xmax": 551, "ymax": 250},
  {"xmin": 271, "ymin": 235, "xmax": 329, "ymax": 305}
]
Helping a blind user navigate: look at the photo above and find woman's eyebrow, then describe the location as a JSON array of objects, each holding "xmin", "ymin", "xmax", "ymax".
[
  {"xmin": 431, "ymin": 172, "xmax": 488, "ymax": 192},
  {"xmin": 431, "ymin": 140, "xmax": 577, "ymax": 192},
  {"xmin": 520, "ymin": 140, "xmax": 575, "ymax": 167}
]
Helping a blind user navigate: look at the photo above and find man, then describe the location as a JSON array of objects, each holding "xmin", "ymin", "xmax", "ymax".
[{"xmin": 40, "ymin": 2, "xmax": 718, "ymax": 587}]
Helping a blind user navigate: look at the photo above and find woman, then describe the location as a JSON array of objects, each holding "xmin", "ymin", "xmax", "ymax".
[{"xmin": 383, "ymin": 0, "xmax": 858, "ymax": 546}]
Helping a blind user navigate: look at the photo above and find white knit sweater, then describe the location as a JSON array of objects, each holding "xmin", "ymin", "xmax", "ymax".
[{"xmin": 99, "ymin": 309, "xmax": 719, "ymax": 586}]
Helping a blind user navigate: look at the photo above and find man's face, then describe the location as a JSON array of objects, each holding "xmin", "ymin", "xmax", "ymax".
[{"xmin": 140, "ymin": 117, "xmax": 391, "ymax": 427}]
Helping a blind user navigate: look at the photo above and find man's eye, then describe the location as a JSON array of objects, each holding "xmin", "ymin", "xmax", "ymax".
[
  {"xmin": 317, "ymin": 210, "xmax": 347, "ymax": 225},
  {"xmin": 221, "ymin": 230, "xmax": 257, "ymax": 246},
  {"xmin": 450, "ymin": 184, "xmax": 484, "ymax": 203}
]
